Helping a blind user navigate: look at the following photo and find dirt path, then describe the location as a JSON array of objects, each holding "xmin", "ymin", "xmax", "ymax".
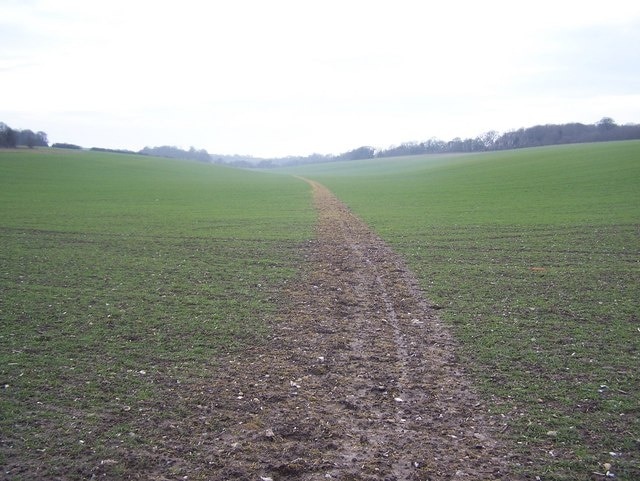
[{"xmin": 204, "ymin": 180, "xmax": 518, "ymax": 480}]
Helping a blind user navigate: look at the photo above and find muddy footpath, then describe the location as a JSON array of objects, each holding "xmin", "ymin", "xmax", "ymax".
[{"xmin": 191, "ymin": 179, "xmax": 522, "ymax": 480}]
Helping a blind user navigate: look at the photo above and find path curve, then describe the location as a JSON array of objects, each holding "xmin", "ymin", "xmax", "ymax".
[{"xmin": 207, "ymin": 179, "xmax": 518, "ymax": 480}]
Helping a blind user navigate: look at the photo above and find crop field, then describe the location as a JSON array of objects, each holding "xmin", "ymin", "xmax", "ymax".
[
  {"xmin": 0, "ymin": 149, "xmax": 314, "ymax": 478},
  {"xmin": 2, "ymin": 141, "xmax": 638, "ymax": 479},
  {"xmin": 283, "ymin": 141, "xmax": 640, "ymax": 479}
]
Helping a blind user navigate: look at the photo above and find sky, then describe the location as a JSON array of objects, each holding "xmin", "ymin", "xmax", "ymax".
[{"xmin": 2, "ymin": 0, "xmax": 640, "ymax": 158}]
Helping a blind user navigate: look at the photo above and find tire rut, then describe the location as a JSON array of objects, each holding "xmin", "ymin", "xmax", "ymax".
[{"xmin": 204, "ymin": 179, "xmax": 519, "ymax": 480}]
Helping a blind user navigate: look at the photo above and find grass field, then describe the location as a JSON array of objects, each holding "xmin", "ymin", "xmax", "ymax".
[
  {"xmin": 283, "ymin": 141, "xmax": 640, "ymax": 480},
  {"xmin": 0, "ymin": 149, "xmax": 314, "ymax": 478}
]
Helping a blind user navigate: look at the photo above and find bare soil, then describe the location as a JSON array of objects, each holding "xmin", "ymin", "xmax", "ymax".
[{"xmin": 192, "ymin": 180, "xmax": 521, "ymax": 480}]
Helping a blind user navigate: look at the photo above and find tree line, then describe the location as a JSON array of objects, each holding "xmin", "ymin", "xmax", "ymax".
[
  {"xmin": 222, "ymin": 117, "xmax": 640, "ymax": 168},
  {"xmin": 0, "ymin": 122, "xmax": 49, "ymax": 148},
  {"xmin": 0, "ymin": 122, "xmax": 213, "ymax": 162},
  {"xmin": 139, "ymin": 145, "xmax": 212, "ymax": 162},
  {"xmin": 3, "ymin": 117, "xmax": 639, "ymax": 166},
  {"xmin": 373, "ymin": 117, "xmax": 640, "ymax": 158}
]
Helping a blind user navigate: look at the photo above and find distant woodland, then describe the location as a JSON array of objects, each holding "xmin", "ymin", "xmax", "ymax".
[
  {"xmin": 2, "ymin": 117, "xmax": 640, "ymax": 167},
  {"xmin": 255, "ymin": 117, "xmax": 640, "ymax": 168},
  {"xmin": 0, "ymin": 122, "xmax": 48, "ymax": 148}
]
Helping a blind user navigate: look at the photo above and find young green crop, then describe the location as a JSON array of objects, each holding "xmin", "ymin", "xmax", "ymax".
[
  {"xmin": 1, "ymin": 148, "xmax": 312, "ymax": 238},
  {"xmin": 285, "ymin": 141, "xmax": 640, "ymax": 480},
  {"xmin": 0, "ymin": 148, "xmax": 314, "ymax": 478}
]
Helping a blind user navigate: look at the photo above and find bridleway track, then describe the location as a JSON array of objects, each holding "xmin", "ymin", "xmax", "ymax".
[{"xmin": 203, "ymin": 179, "xmax": 519, "ymax": 480}]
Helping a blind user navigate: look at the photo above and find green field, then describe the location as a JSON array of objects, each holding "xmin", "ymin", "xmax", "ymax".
[
  {"xmin": 2, "ymin": 142, "xmax": 639, "ymax": 479},
  {"xmin": 283, "ymin": 141, "xmax": 640, "ymax": 479},
  {"xmin": 0, "ymin": 149, "xmax": 314, "ymax": 478}
]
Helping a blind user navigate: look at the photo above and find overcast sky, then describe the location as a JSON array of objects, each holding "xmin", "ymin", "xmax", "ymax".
[{"xmin": 2, "ymin": 0, "xmax": 640, "ymax": 157}]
